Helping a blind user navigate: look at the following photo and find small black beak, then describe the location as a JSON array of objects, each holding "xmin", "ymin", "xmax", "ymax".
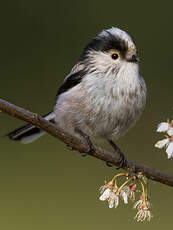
[{"xmin": 127, "ymin": 55, "xmax": 139, "ymax": 63}]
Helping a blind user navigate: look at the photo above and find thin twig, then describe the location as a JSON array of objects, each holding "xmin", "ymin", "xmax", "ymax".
[{"xmin": 0, "ymin": 98, "xmax": 173, "ymax": 187}]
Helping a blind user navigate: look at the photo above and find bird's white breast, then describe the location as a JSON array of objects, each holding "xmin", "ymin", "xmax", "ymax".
[{"xmin": 54, "ymin": 63, "xmax": 146, "ymax": 140}]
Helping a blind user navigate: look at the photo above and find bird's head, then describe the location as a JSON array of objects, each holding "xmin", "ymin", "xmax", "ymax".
[{"xmin": 80, "ymin": 27, "xmax": 139, "ymax": 77}]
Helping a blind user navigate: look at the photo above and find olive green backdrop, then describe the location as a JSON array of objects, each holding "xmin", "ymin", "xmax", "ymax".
[{"xmin": 0, "ymin": 0, "xmax": 172, "ymax": 229}]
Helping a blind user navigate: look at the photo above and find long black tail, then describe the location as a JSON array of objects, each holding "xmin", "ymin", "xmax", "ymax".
[{"xmin": 7, "ymin": 112, "xmax": 55, "ymax": 144}]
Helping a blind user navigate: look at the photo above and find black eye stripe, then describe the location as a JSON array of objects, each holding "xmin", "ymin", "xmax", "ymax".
[
  {"xmin": 111, "ymin": 53, "xmax": 119, "ymax": 60},
  {"xmin": 80, "ymin": 29, "xmax": 129, "ymax": 61}
]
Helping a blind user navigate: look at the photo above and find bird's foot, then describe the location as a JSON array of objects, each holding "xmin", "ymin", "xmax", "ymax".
[
  {"xmin": 75, "ymin": 128, "xmax": 95, "ymax": 156},
  {"xmin": 116, "ymin": 152, "xmax": 127, "ymax": 170},
  {"xmin": 107, "ymin": 139, "xmax": 127, "ymax": 169}
]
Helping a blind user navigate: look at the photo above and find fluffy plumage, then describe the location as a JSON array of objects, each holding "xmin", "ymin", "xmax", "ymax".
[
  {"xmin": 54, "ymin": 27, "xmax": 146, "ymax": 140},
  {"xmin": 7, "ymin": 27, "xmax": 146, "ymax": 144}
]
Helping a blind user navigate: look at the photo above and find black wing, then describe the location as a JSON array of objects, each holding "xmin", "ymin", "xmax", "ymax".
[{"xmin": 56, "ymin": 63, "xmax": 86, "ymax": 99}]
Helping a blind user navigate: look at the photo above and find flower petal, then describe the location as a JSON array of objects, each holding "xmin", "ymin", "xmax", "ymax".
[
  {"xmin": 155, "ymin": 138, "xmax": 169, "ymax": 149},
  {"xmin": 114, "ymin": 195, "xmax": 119, "ymax": 208},
  {"xmin": 157, "ymin": 122, "xmax": 169, "ymax": 132},
  {"xmin": 99, "ymin": 188, "xmax": 111, "ymax": 201},
  {"xmin": 108, "ymin": 192, "xmax": 119, "ymax": 208},
  {"xmin": 166, "ymin": 142, "xmax": 173, "ymax": 159},
  {"xmin": 168, "ymin": 127, "xmax": 173, "ymax": 136},
  {"xmin": 133, "ymin": 199, "xmax": 143, "ymax": 209},
  {"xmin": 121, "ymin": 191, "xmax": 128, "ymax": 204},
  {"xmin": 108, "ymin": 199, "xmax": 114, "ymax": 208}
]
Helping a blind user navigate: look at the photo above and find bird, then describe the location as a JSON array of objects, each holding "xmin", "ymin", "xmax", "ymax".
[{"xmin": 7, "ymin": 27, "xmax": 147, "ymax": 168}]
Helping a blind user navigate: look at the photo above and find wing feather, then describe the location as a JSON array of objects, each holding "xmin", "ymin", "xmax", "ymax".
[{"xmin": 56, "ymin": 63, "xmax": 86, "ymax": 98}]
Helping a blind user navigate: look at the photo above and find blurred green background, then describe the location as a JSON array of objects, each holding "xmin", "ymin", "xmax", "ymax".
[{"xmin": 0, "ymin": 0, "xmax": 173, "ymax": 229}]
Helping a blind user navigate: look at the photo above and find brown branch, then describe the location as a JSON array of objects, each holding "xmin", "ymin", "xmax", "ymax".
[{"xmin": 0, "ymin": 98, "xmax": 173, "ymax": 187}]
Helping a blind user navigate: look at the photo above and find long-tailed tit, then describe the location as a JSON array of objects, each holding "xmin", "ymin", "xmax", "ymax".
[{"xmin": 7, "ymin": 27, "xmax": 147, "ymax": 167}]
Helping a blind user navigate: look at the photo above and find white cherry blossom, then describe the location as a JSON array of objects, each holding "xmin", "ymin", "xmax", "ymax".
[
  {"xmin": 157, "ymin": 122, "xmax": 170, "ymax": 132},
  {"xmin": 108, "ymin": 192, "xmax": 119, "ymax": 208},
  {"xmin": 156, "ymin": 121, "xmax": 173, "ymax": 136},
  {"xmin": 99, "ymin": 188, "xmax": 112, "ymax": 201},
  {"xmin": 134, "ymin": 208, "xmax": 153, "ymax": 222},
  {"xmin": 155, "ymin": 137, "xmax": 173, "ymax": 159}
]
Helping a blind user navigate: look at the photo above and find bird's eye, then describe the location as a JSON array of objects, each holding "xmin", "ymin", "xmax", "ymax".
[{"xmin": 111, "ymin": 52, "xmax": 119, "ymax": 60}]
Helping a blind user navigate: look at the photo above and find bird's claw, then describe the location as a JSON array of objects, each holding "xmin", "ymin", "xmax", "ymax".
[{"xmin": 116, "ymin": 153, "xmax": 127, "ymax": 170}]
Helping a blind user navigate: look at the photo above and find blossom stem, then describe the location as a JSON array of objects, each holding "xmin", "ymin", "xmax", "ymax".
[
  {"xmin": 111, "ymin": 173, "xmax": 128, "ymax": 183},
  {"xmin": 117, "ymin": 176, "xmax": 136, "ymax": 193},
  {"xmin": 111, "ymin": 173, "xmax": 128, "ymax": 189},
  {"xmin": 139, "ymin": 179, "xmax": 147, "ymax": 207}
]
